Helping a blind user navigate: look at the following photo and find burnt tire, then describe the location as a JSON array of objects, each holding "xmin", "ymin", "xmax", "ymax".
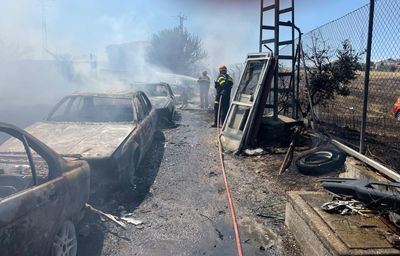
[{"xmin": 296, "ymin": 150, "xmax": 346, "ymax": 176}]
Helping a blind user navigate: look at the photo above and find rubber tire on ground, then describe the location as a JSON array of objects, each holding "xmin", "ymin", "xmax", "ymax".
[
  {"xmin": 51, "ymin": 220, "xmax": 77, "ymax": 256},
  {"xmin": 296, "ymin": 149, "xmax": 346, "ymax": 176}
]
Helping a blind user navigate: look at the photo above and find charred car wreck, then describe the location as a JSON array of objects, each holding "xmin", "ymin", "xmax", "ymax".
[
  {"xmin": 14, "ymin": 91, "xmax": 157, "ymax": 189},
  {"xmin": 0, "ymin": 122, "xmax": 90, "ymax": 256},
  {"xmin": 133, "ymin": 83, "xmax": 176, "ymax": 122}
]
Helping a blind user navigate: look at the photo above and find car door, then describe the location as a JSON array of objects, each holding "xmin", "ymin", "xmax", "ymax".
[
  {"xmin": 135, "ymin": 94, "xmax": 153, "ymax": 152},
  {"xmin": 0, "ymin": 128, "xmax": 66, "ymax": 256},
  {"xmin": 143, "ymin": 93, "xmax": 157, "ymax": 129},
  {"xmin": 133, "ymin": 95, "xmax": 147, "ymax": 160}
]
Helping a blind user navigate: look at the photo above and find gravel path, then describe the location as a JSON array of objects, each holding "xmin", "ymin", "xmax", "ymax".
[{"xmin": 77, "ymin": 110, "xmax": 301, "ymax": 256}]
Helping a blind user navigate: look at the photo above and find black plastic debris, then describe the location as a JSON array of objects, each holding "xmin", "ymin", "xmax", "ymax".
[{"xmin": 320, "ymin": 178, "xmax": 400, "ymax": 210}]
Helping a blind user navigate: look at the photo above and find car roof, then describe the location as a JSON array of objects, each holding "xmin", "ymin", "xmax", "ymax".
[
  {"xmin": 70, "ymin": 90, "xmax": 143, "ymax": 98},
  {"xmin": 133, "ymin": 82, "xmax": 170, "ymax": 87}
]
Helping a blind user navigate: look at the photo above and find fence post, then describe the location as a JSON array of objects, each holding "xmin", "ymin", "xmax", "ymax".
[
  {"xmin": 360, "ymin": 0, "xmax": 375, "ymax": 154},
  {"xmin": 259, "ymin": 0, "xmax": 263, "ymax": 53},
  {"xmin": 273, "ymin": 0, "xmax": 280, "ymax": 119}
]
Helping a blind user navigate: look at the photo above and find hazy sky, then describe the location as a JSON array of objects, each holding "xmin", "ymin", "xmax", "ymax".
[{"xmin": 0, "ymin": 0, "xmax": 369, "ymax": 65}]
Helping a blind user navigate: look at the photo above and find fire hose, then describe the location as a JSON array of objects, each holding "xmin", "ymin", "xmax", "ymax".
[{"xmin": 216, "ymin": 96, "xmax": 243, "ymax": 256}]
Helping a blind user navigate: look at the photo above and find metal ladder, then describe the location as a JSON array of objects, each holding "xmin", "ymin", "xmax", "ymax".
[{"xmin": 259, "ymin": 0, "xmax": 296, "ymax": 119}]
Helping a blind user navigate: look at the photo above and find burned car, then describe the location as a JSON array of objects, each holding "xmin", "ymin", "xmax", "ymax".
[
  {"xmin": 133, "ymin": 83, "xmax": 176, "ymax": 121},
  {"xmin": 0, "ymin": 122, "xmax": 90, "ymax": 256},
  {"xmin": 17, "ymin": 91, "xmax": 157, "ymax": 188}
]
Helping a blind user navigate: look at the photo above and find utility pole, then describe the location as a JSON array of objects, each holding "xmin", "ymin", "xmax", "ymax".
[
  {"xmin": 177, "ymin": 13, "xmax": 187, "ymax": 31},
  {"xmin": 41, "ymin": 0, "xmax": 48, "ymax": 55},
  {"xmin": 40, "ymin": 0, "xmax": 54, "ymax": 57},
  {"xmin": 273, "ymin": 0, "xmax": 279, "ymax": 119}
]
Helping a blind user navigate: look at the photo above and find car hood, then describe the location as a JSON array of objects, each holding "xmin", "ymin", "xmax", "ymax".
[
  {"xmin": 0, "ymin": 122, "xmax": 137, "ymax": 158},
  {"xmin": 149, "ymin": 96, "xmax": 172, "ymax": 109}
]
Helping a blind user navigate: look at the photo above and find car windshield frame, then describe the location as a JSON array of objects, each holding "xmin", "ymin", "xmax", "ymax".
[
  {"xmin": 47, "ymin": 95, "xmax": 137, "ymax": 123},
  {"xmin": 136, "ymin": 84, "xmax": 171, "ymax": 98}
]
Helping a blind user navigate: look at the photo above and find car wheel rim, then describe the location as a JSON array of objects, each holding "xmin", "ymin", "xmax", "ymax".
[
  {"xmin": 52, "ymin": 220, "xmax": 77, "ymax": 256},
  {"xmin": 304, "ymin": 151, "xmax": 334, "ymax": 165}
]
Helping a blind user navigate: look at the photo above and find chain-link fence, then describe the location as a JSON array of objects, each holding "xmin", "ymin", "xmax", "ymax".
[{"xmin": 279, "ymin": 0, "xmax": 400, "ymax": 171}]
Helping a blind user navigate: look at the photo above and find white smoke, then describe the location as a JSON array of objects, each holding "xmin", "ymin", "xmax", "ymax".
[{"xmin": 0, "ymin": 0, "xmax": 260, "ymax": 127}]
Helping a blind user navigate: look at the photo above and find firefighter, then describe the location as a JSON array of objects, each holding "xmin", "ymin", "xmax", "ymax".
[
  {"xmin": 197, "ymin": 70, "xmax": 210, "ymax": 109},
  {"xmin": 212, "ymin": 65, "xmax": 233, "ymax": 127}
]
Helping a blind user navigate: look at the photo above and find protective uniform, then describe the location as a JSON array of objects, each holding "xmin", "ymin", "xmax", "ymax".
[
  {"xmin": 198, "ymin": 71, "xmax": 210, "ymax": 109},
  {"xmin": 214, "ymin": 67, "xmax": 233, "ymax": 126}
]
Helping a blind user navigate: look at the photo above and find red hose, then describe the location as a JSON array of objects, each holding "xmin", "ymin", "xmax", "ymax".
[{"xmin": 216, "ymin": 96, "xmax": 244, "ymax": 256}]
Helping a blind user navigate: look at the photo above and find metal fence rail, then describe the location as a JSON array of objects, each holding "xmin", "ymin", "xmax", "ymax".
[{"xmin": 280, "ymin": 0, "xmax": 400, "ymax": 171}]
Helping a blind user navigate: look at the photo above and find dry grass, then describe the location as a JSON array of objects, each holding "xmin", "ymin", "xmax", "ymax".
[{"xmin": 305, "ymin": 70, "xmax": 400, "ymax": 169}]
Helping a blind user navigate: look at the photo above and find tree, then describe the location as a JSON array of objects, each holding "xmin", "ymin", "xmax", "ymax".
[
  {"xmin": 147, "ymin": 27, "xmax": 207, "ymax": 75},
  {"xmin": 302, "ymin": 34, "xmax": 362, "ymax": 116}
]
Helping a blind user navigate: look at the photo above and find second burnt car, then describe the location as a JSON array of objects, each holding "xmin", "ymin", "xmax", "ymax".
[
  {"xmin": 133, "ymin": 82, "xmax": 176, "ymax": 121},
  {"xmin": 16, "ymin": 91, "xmax": 157, "ymax": 188},
  {"xmin": 0, "ymin": 122, "xmax": 90, "ymax": 256}
]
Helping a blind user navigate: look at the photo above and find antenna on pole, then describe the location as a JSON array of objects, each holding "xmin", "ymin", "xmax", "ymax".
[
  {"xmin": 177, "ymin": 13, "xmax": 187, "ymax": 31},
  {"xmin": 41, "ymin": 0, "xmax": 48, "ymax": 54},
  {"xmin": 40, "ymin": 0, "xmax": 54, "ymax": 57}
]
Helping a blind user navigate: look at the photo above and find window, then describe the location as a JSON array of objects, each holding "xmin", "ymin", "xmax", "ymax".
[
  {"xmin": 48, "ymin": 96, "xmax": 135, "ymax": 123},
  {"xmin": 139, "ymin": 84, "xmax": 169, "ymax": 97},
  {"xmin": 30, "ymin": 149, "xmax": 50, "ymax": 183},
  {"xmin": 68, "ymin": 96, "xmax": 85, "ymax": 116},
  {"xmin": 154, "ymin": 85, "xmax": 169, "ymax": 96},
  {"xmin": 227, "ymin": 105, "xmax": 250, "ymax": 134},
  {"xmin": 139, "ymin": 94, "xmax": 151, "ymax": 115},
  {"xmin": 0, "ymin": 132, "xmax": 32, "ymax": 177},
  {"xmin": 134, "ymin": 97, "xmax": 146, "ymax": 121},
  {"xmin": 0, "ymin": 132, "xmax": 50, "ymax": 198},
  {"xmin": 49, "ymin": 97, "xmax": 74, "ymax": 121},
  {"xmin": 234, "ymin": 60, "xmax": 264, "ymax": 101}
]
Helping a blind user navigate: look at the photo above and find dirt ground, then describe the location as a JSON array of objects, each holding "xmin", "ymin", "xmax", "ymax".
[{"xmin": 76, "ymin": 109, "xmax": 331, "ymax": 256}]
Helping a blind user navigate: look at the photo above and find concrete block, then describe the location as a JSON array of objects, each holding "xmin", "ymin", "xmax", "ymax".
[
  {"xmin": 340, "ymin": 157, "xmax": 389, "ymax": 181},
  {"xmin": 285, "ymin": 202, "xmax": 333, "ymax": 256},
  {"xmin": 285, "ymin": 191, "xmax": 400, "ymax": 256}
]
